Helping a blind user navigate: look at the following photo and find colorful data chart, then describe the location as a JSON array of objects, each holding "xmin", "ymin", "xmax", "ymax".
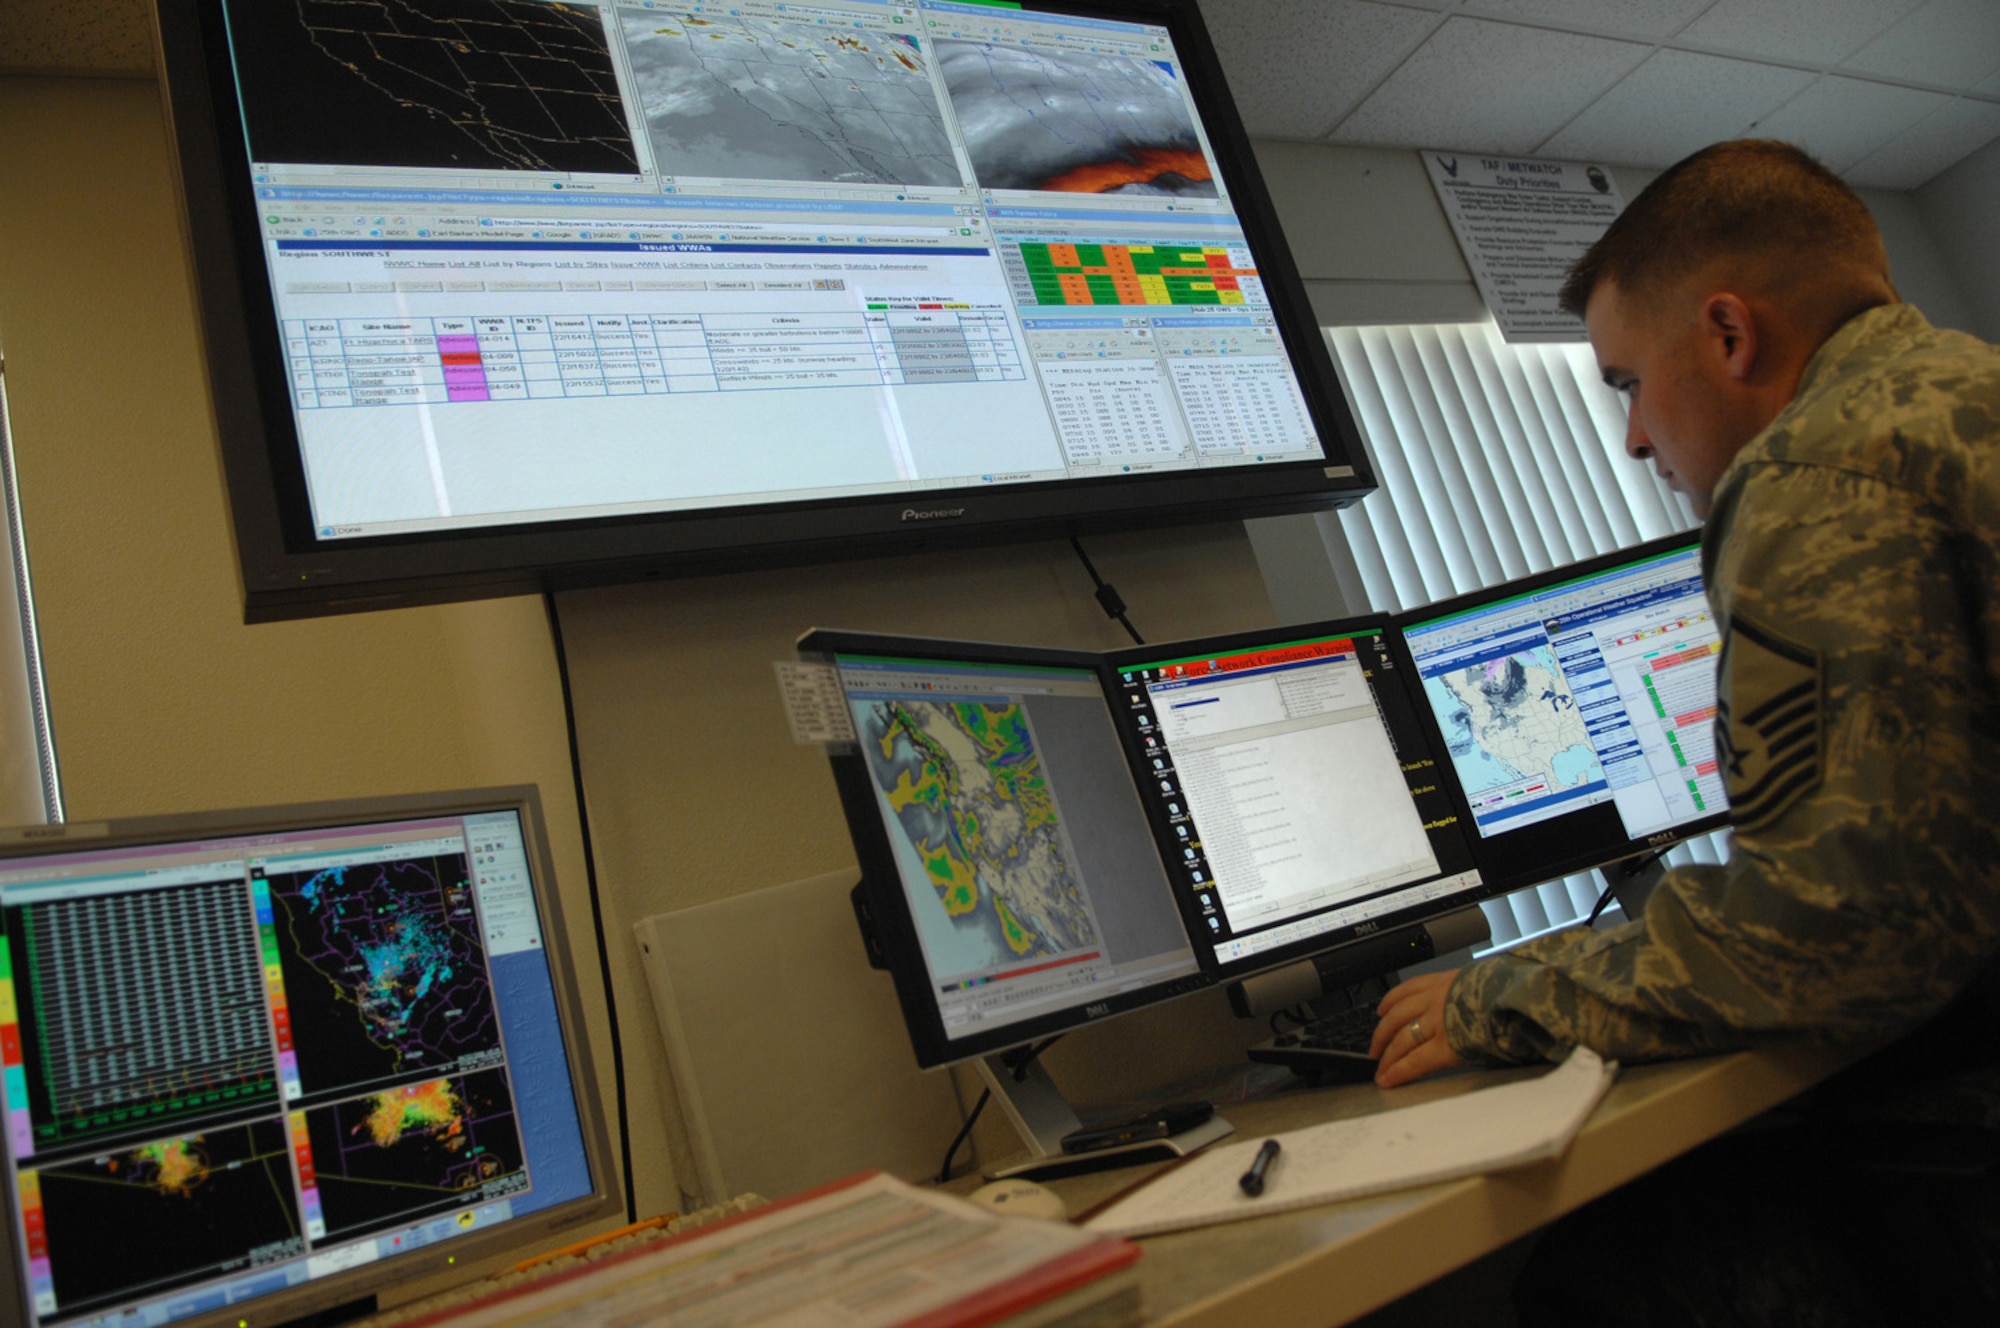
[{"xmin": 1019, "ymin": 243, "xmax": 1254, "ymax": 307}]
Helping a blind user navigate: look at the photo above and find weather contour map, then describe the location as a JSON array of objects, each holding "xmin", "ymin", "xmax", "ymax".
[
  {"xmin": 934, "ymin": 41, "xmax": 1217, "ymax": 195},
  {"xmin": 620, "ymin": 11, "xmax": 960, "ymax": 186},
  {"xmin": 1427, "ymin": 647, "xmax": 1603, "ymax": 811},
  {"xmin": 266, "ymin": 851, "xmax": 503, "ymax": 1099},
  {"xmin": 859, "ymin": 700, "xmax": 1098, "ymax": 974}
]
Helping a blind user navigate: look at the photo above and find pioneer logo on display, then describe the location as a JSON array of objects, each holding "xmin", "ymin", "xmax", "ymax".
[{"xmin": 900, "ymin": 507, "xmax": 966, "ymax": 522}]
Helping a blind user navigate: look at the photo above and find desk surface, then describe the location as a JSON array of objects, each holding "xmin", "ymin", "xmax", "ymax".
[{"xmin": 1008, "ymin": 1044, "xmax": 1868, "ymax": 1326}]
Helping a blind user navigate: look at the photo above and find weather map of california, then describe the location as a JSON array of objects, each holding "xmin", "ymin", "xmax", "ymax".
[{"xmin": 265, "ymin": 852, "xmax": 503, "ymax": 1100}]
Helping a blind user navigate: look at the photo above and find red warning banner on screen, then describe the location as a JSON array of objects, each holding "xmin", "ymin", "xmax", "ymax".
[{"xmin": 1149, "ymin": 638, "xmax": 1354, "ymax": 680}]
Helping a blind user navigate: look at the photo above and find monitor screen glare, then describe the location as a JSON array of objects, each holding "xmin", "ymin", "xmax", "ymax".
[{"xmin": 0, "ymin": 799, "xmax": 605, "ymax": 1328}]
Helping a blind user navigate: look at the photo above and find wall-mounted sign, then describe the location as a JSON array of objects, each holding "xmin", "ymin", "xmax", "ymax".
[{"xmin": 1425, "ymin": 152, "xmax": 1626, "ymax": 343}]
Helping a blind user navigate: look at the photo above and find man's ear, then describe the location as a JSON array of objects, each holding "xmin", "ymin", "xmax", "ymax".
[{"xmin": 1700, "ymin": 293, "xmax": 1758, "ymax": 381}]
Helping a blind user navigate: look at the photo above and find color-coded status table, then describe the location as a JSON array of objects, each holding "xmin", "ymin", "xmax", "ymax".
[{"xmin": 1017, "ymin": 243, "xmax": 1258, "ymax": 306}]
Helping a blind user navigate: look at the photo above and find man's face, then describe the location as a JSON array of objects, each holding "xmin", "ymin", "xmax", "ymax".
[{"xmin": 1584, "ymin": 278, "xmax": 1748, "ymax": 518}]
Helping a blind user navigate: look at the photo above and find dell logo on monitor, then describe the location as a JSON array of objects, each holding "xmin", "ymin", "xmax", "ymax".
[
  {"xmin": 901, "ymin": 507, "xmax": 966, "ymax": 522},
  {"xmin": 1085, "ymin": 1001, "xmax": 1112, "ymax": 1019}
]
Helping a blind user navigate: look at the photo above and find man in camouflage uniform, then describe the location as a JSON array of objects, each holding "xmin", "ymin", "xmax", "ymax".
[{"xmin": 1365, "ymin": 141, "xmax": 2000, "ymax": 1322}]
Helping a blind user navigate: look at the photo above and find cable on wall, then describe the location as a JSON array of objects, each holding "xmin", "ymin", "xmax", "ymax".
[
  {"xmin": 543, "ymin": 591, "xmax": 638, "ymax": 1226},
  {"xmin": 1070, "ymin": 535, "xmax": 1144, "ymax": 645}
]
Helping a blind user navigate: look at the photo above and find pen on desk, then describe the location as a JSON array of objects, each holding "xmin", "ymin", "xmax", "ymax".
[{"xmin": 1239, "ymin": 1138, "xmax": 1281, "ymax": 1197}]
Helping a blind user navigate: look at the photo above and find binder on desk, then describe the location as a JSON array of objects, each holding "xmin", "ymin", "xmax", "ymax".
[
  {"xmin": 380, "ymin": 1172, "xmax": 1138, "ymax": 1328},
  {"xmin": 1084, "ymin": 1049, "xmax": 1617, "ymax": 1238}
]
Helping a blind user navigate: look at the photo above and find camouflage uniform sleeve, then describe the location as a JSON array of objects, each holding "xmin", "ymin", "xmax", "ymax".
[{"xmin": 1442, "ymin": 410, "xmax": 2000, "ymax": 1066}]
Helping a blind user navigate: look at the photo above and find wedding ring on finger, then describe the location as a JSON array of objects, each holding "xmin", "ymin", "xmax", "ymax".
[{"xmin": 1408, "ymin": 1018, "xmax": 1427, "ymax": 1046}]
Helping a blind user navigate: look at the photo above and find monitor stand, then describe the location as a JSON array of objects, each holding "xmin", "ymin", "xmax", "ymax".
[{"xmin": 975, "ymin": 1054, "xmax": 1234, "ymax": 1180}]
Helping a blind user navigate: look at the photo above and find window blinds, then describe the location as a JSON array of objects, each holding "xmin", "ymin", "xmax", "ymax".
[{"xmin": 1321, "ymin": 319, "xmax": 1727, "ymax": 950}]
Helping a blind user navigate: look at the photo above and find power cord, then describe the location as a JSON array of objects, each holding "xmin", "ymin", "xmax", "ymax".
[
  {"xmin": 937, "ymin": 1036, "xmax": 1063, "ymax": 1183},
  {"xmin": 1070, "ymin": 535, "xmax": 1144, "ymax": 645},
  {"xmin": 543, "ymin": 591, "xmax": 638, "ymax": 1225},
  {"xmin": 1585, "ymin": 847, "xmax": 1672, "ymax": 928}
]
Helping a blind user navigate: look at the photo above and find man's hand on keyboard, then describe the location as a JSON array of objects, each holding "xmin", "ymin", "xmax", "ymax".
[{"xmin": 1371, "ymin": 969, "xmax": 1464, "ymax": 1088}]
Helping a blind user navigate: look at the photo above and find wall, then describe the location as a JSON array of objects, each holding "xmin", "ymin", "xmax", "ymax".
[{"xmin": 1918, "ymin": 136, "xmax": 2000, "ymax": 343}]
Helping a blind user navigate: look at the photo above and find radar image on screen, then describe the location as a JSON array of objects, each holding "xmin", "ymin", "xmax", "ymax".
[
  {"xmin": 619, "ymin": 10, "xmax": 960, "ymax": 186},
  {"xmin": 304, "ymin": 1068, "xmax": 527, "ymax": 1240},
  {"xmin": 266, "ymin": 852, "xmax": 503, "ymax": 1099},
  {"xmin": 858, "ymin": 700, "xmax": 1099, "ymax": 968},
  {"xmin": 935, "ymin": 41, "xmax": 1216, "ymax": 195},
  {"xmin": 1426, "ymin": 647, "xmax": 1603, "ymax": 811},
  {"xmin": 34, "ymin": 1118, "xmax": 302, "ymax": 1319},
  {"xmin": 223, "ymin": 0, "xmax": 640, "ymax": 174}
]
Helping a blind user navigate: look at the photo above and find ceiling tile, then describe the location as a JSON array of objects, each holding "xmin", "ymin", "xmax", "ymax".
[
  {"xmin": 1331, "ymin": 17, "xmax": 1650, "ymax": 154},
  {"xmin": 1844, "ymin": 0, "xmax": 2000, "ymax": 90},
  {"xmin": 1539, "ymin": 50, "xmax": 1817, "ymax": 167},
  {"xmin": 0, "ymin": 0, "xmax": 151, "ymax": 73},
  {"xmin": 1678, "ymin": 0, "xmax": 1922, "ymax": 67},
  {"xmin": 1749, "ymin": 76, "xmax": 1954, "ymax": 172},
  {"xmin": 1196, "ymin": 1, "xmax": 1440, "ymax": 139},
  {"xmin": 1844, "ymin": 96, "xmax": 2000, "ymax": 189},
  {"xmin": 1463, "ymin": 0, "xmax": 1711, "ymax": 43}
]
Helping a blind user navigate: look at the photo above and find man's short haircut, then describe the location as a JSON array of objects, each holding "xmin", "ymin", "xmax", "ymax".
[{"xmin": 1558, "ymin": 140, "xmax": 1889, "ymax": 318}]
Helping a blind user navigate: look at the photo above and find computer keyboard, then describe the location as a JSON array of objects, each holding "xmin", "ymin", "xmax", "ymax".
[
  {"xmin": 364, "ymin": 1194, "xmax": 768, "ymax": 1326},
  {"xmin": 1246, "ymin": 1003, "xmax": 1381, "ymax": 1083}
]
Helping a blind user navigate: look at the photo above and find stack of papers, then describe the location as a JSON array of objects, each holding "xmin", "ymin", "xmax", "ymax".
[
  {"xmin": 386, "ymin": 1172, "xmax": 1137, "ymax": 1328},
  {"xmin": 1085, "ymin": 1048, "xmax": 1617, "ymax": 1238}
]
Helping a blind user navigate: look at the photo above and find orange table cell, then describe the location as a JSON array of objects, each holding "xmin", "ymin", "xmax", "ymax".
[{"xmin": 1047, "ymin": 244, "xmax": 1081, "ymax": 267}]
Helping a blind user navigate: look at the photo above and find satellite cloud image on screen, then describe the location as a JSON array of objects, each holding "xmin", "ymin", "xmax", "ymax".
[
  {"xmin": 621, "ymin": 10, "xmax": 961, "ymax": 186},
  {"xmin": 935, "ymin": 40, "xmax": 1216, "ymax": 195}
]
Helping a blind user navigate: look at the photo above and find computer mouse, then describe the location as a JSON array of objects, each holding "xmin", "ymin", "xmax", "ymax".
[{"xmin": 965, "ymin": 1178, "xmax": 1068, "ymax": 1221}]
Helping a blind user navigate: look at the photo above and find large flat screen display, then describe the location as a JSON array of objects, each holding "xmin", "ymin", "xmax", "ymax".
[
  {"xmin": 153, "ymin": 0, "xmax": 1372, "ymax": 620},
  {"xmin": 0, "ymin": 788, "xmax": 618, "ymax": 1328}
]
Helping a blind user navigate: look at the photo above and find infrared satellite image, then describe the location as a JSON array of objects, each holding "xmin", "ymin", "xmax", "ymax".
[{"xmin": 935, "ymin": 41, "xmax": 1217, "ymax": 195}]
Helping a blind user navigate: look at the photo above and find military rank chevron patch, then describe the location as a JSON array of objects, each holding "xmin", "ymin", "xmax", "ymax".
[{"xmin": 1716, "ymin": 614, "xmax": 1824, "ymax": 833}]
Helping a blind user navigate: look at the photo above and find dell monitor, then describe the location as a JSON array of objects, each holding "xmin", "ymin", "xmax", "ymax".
[
  {"xmin": 151, "ymin": 0, "xmax": 1373, "ymax": 620},
  {"xmin": 0, "ymin": 787, "xmax": 618, "ymax": 1328},
  {"xmin": 1102, "ymin": 621, "xmax": 1492, "ymax": 980},
  {"xmin": 802, "ymin": 632, "xmax": 1210, "ymax": 1072},
  {"xmin": 1399, "ymin": 532, "xmax": 1729, "ymax": 893}
]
